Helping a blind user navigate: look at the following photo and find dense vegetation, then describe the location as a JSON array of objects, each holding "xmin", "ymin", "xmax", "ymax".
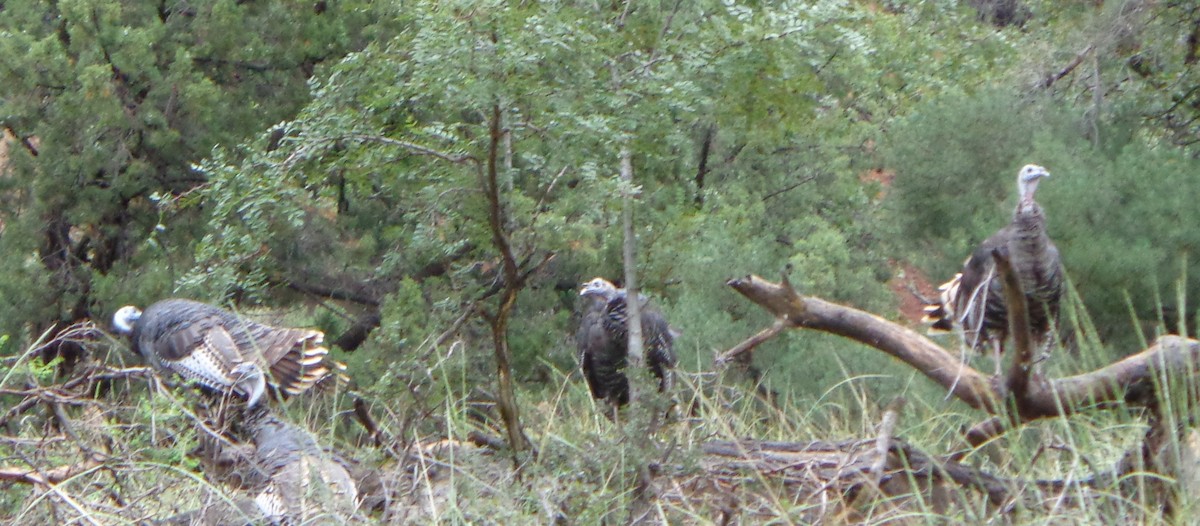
[{"xmin": 4, "ymin": 0, "xmax": 1200, "ymax": 523}]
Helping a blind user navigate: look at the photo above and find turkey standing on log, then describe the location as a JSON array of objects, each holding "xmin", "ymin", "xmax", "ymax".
[
  {"xmin": 113, "ymin": 299, "xmax": 339, "ymax": 407},
  {"xmin": 577, "ymin": 277, "xmax": 678, "ymax": 407},
  {"xmin": 922, "ymin": 164, "xmax": 1063, "ymax": 375}
]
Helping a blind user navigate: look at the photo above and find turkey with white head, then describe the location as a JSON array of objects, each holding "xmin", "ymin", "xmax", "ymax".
[
  {"xmin": 577, "ymin": 277, "xmax": 678, "ymax": 407},
  {"xmin": 922, "ymin": 164, "xmax": 1063, "ymax": 375},
  {"xmin": 113, "ymin": 299, "xmax": 339, "ymax": 407}
]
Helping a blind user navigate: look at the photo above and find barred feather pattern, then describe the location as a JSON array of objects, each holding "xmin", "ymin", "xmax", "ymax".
[
  {"xmin": 123, "ymin": 299, "xmax": 342, "ymax": 404},
  {"xmin": 244, "ymin": 407, "xmax": 358, "ymax": 524},
  {"xmin": 577, "ymin": 278, "xmax": 678, "ymax": 406},
  {"xmin": 922, "ymin": 165, "xmax": 1062, "ymax": 362},
  {"xmin": 166, "ymin": 333, "xmax": 266, "ymax": 407}
]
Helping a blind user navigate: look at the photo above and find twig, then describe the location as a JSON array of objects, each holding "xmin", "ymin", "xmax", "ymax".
[
  {"xmin": 343, "ymin": 134, "xmax": 478, "ymax": 165},
  {"xmin": 961, "ymin": 417, "xmax": 1006, "ymax": 450},
  {"xmin": 0, "ymin": 366, "xmax": 153, "ymax": 428},
  {"xmin": 1040, "ymin": 44, "xmax": 1094, "ymax": 89},
  {"xmin": 416, "ymin": 302, "xmax": 479, "ymax": 362},
  {"xmin": 0, "ymin": 455, "xmax": 103, "ymax": 487},
  {"xmin": 524, "ymin": 165, "xmax": 570, "ymax": 253},
  {"xmin": 715, "ymin": 320, "xmax": 787, "ymax": 367},
  {"xmin": 529, "ymin": 165, "xmax": 569, "ymax": 226},
  {"xmin": 0, "ymin": 435, "xmax": 66, "ymax": 446},
  {"xmin": 761, "ymin": 174, "xmax": 818, "ymax": 202},
  {"xmin": 993, "ymin": 250, "xmax": 1035, "ymax": 401},
  {"xmin": 467, "ymin": 430, "xmax": 507, "ymax": 451},
  {"xmin": 353, "ymin": 397, "xmax": 385, "ymax": 447},
  {"xmin": 871, "ymin": 397, "xmax": 906, "ymax": 479}
]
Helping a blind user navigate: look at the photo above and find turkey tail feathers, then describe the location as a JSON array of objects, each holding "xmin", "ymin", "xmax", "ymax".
[
  {"xmin": 922, "ymin": 273, "xmax": 962, "ymax": 333},
  {"xmin": 275, "ymin": 333, "xmax": 331, "ymax": 397}
]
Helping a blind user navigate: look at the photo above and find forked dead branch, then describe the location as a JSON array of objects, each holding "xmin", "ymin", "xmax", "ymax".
[{"xmin": 719, "ymin": 258, "xmax": 1200, "ymax": 514}]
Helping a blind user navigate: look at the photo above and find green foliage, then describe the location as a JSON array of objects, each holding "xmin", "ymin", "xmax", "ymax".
[
  {"xmin": 10, "ymin": 0, "xmax": 1200, "ymax": 522},
  {"xmin": 0, "ymin": 0, "xmax": 387, "ymax": 340},
  {"xmin": 883, "ymin": 90, "xmax": 1064, "ymax": 253},
  {"xmin": 883, "ymin": 86, "xmax": 1200, "ymax": 351},
  {"xmin": 178, "ymin": 0, "xmax": 1070, "ymax": 409}
]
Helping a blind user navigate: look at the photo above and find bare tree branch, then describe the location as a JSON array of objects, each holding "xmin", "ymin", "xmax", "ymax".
[
  {"xmin": 0, "ymin": 455, "xmax": 103, "ymax": 488},
  {"xmin": 1039, "ymin": 44, "xmax": 1094, "ymax": 89},
  {"xmin": 344, "ymin": 134, "xmax": 478, "ymax": 164},
  {"xmin": 715, "ymin": 320, "xmax": 787, "ymax": 366},
  {"xmin": 761, "ymin": 174, "xmax": 818, "ymax": 202},
  {"xmin": 871, "ymin": 397, "xmax": 906, "ymax": 480},
  {"xmin": 725, "ymin": 273, "xmax": 1000, "ymax": 413},
  {"xmin": 283, "ymin": 275, "xmax": 381, "ymax": 306},
  {"xmin": 724, "ymin": 272, "xmax": 1200, "ymax": 446}
]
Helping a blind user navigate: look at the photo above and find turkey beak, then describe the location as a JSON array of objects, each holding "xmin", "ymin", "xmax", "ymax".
[{"xmin": 1020, "ymin": 171, "xmax": 1049, "ymax": 203}]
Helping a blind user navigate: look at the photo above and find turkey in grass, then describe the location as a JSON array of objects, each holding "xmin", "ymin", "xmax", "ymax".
[
  {"xmin": 113, "ymin": 299, "xmax": 341, "ymax": 406},
  {"xmin": 577, "ymin": 277, "xmax": 678, "ymax": 407},
  {"xmin": 243, "ymin": 406, "xmax": 359, "ymax": 523},
  {"xmin": 922, "ymin": 164, "xmax": 1063, "ymax": 375},
  {"xmin": 182, "ymin": 405, "xmax": 360, "ymax": 524}
]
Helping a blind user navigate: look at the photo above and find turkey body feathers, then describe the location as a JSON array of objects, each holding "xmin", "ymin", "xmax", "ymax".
[
  {"xmin": 576, "ymin": 295, "xmax": 627, "ymax": 403},
  {"xmin": 923, "ymin": 165, "xmax": 1063, "ymax": 369},
  {"xmin": 243, "ymin": 408, "xmax": 358, "ymax": 524},
  {"xmin": 122, "ymin": 299, "xmax": 335, "ymax": 404},
  {"xmin": 577, "ymin": 278, "xmax": 678, "ymax": 407}
]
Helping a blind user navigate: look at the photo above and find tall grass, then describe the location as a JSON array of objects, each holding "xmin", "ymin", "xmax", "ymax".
[{"xmin": 3, "ymin": 287, "xmax": 1200, "ymax": 524}]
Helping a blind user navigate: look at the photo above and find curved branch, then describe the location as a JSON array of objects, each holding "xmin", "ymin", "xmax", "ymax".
[
  {"xmin": 715, "ymin": 320, "xmax": 786, "ymax": 367},
  {"xmin": 724, "ymin": 273, "xmax": 1200, "ymax": 444},
  {"xmin": 725, "ymin": 274, "xmax": 999, "ymax": 413}
]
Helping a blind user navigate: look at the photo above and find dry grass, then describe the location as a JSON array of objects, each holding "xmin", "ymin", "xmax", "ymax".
[{"xmin": 0, "ymin": 324, "xmax": 1196, "ymax": 525}]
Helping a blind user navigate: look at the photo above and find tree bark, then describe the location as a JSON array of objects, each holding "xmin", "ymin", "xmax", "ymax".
[
  {"xmin": 482, "ymin": 103, "xmax": 531, "ymax": 455},
  {"xmin": 619, "ymin": 145, "xmax": 646, "ymax": 405},
  {"xmin": 694, "ymin": 125, "xmax": 713, "ymax": 207},
  {"xmin": 721, "ymin": 270, "xmax": 1200, "ymax": 446}
]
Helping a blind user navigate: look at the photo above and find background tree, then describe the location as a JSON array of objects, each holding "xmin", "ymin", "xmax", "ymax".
[
  {"xmin": 9, "ymin": 0, "xmax": 1200, "ymax": 523},
  {"xmin": 0, "ymin": 0, "xmax": 384, "ymax": 359},
  {"xmin": 882, "ymin": 0, "xmax": 1200, "ymax": 354}
]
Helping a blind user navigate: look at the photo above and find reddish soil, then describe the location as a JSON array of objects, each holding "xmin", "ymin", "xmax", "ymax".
[{"xmin": 887, "ymin": 259, "xmax": 940, "ymax": 326}]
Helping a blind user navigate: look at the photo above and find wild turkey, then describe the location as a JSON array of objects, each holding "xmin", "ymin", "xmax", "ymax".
[
  {"xmin": 164, "ymin": 408, "xmax": 358, "ymax": 525},
  {"xmin": 113, "ymin": 299, "xmax": 340, "ymax": 406},
  {"xmin": 243, "ymin": 406, "xmax": 358, "ymax": 524},
  {"xmin": 577, "ymin": 277, "xmax": 678, "ymax": 407},
  {"xmin": 922, "ymin": 164, "xmax": 1063, "ymax": 375}
]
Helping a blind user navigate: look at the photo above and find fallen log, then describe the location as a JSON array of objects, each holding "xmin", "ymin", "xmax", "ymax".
[
  {"xmin": 720, "ymin": 263, "xmax": 1200, "ymax": 519},
  {"xmin": 720, "ymin": 271, "xmax": 1200, "ymax": 445}
]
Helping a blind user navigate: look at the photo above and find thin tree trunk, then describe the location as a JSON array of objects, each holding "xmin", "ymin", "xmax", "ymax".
[
  {"xmin": 619, "ymin": 145, "xmax": 645, "ymax": 405},
  {"xmin": 484, "ymin": 103, "xmax": 530, "ymax": 455},
  {"xmin": 695, "ymin": 124, "xmax": 713, "ymax": 207}
]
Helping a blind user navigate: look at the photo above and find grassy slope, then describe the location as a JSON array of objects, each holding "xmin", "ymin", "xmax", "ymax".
[{"xmin": 1, "ymin": 321, "xmax": 1194, "ymax": 525}]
